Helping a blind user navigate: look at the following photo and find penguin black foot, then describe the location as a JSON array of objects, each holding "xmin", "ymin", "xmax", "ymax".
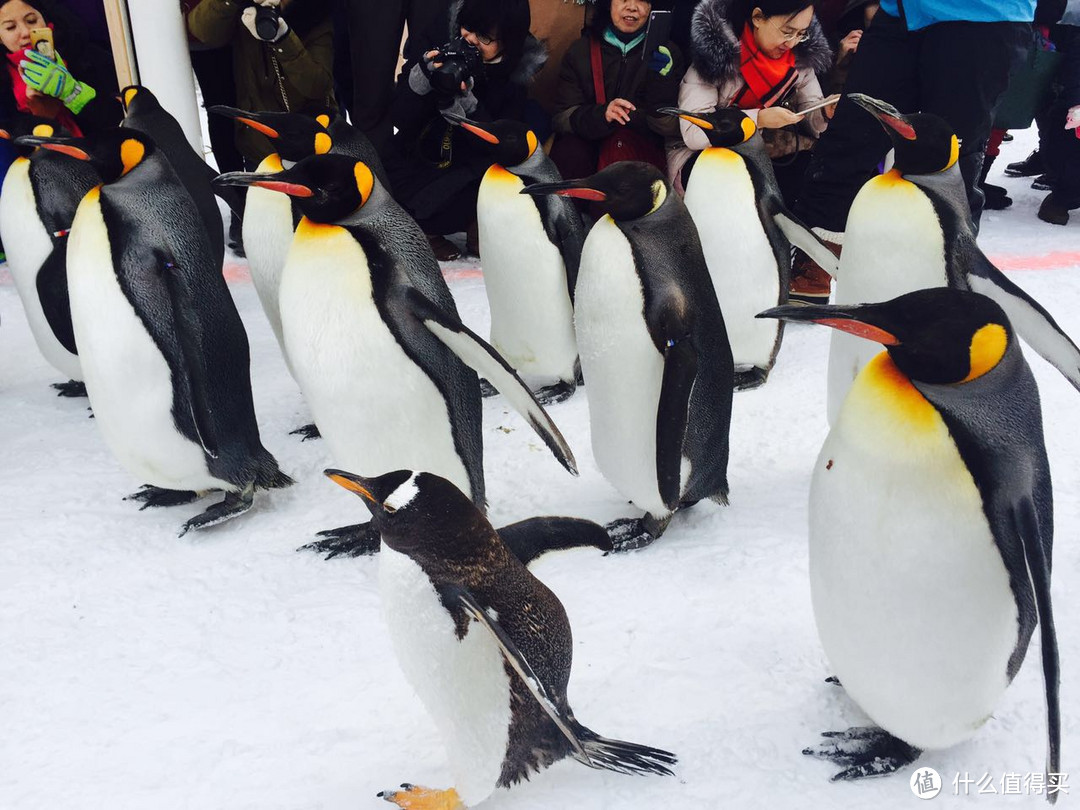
[
  {"xmin": 125, "ymin": 485, "xmax": 202, "ymax": 510},
  {"xmin": 289, "ymin": 423, "xmax": 321, "ymax": 441},
  {"xmin": 478, "ymin": 378, "xmax": 498, "ymax": 398},
  {"xmin": 300, "ymin": 523, "xmax": 381, "ymax": 559},
  {"xmin": 733, "ymin": 366, "xmax": 769, "ymax": 391},
  {"xmin": 378, "ymin": 784, "xmax": 464, "ymax": 809},
  {"xmin": 803, "ymin": 726, "xmax": 921, "ymax": 781},
  {"xmin": 52, "ymin": 380, "xmax": 87, "ymax": 397},
  {"xmin": 534, "ymin": 380, "xmax": 576, "ymax": 405},
  {"xmin": 178, "ymin": 487, "xmax": 254, "ymax": 537},
  {"xmin": 604, "ymin": 513, "xmax": 671, "ymax": 553}
]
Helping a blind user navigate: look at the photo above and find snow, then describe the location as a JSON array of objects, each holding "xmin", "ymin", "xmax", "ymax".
[{"xmin": 3, "ymin": 125, "xmax": 1080, "ymax": 808}]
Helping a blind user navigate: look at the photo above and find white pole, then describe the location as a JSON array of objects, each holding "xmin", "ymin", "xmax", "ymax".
[{"xmin": 124, "ymin": 0, "xmax": 204, "ymax": 154}]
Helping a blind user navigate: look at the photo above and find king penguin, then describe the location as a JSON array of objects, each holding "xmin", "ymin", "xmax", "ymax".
[
  {"xmin": 760, "ymin": 288, "xmax": 1060, "ymax": 793},
  {"xmin": 523, "ymin": 162, "xmax": 733, "ymax": 549},
  {"xmin": 660, "ymin": 106, "xmax": 839, "ymax": 390},
  {"xmin": 448, "ymin": 114, "xmax": 584, "ymax": 404},
  {"xmin": 23, "ymin": 128, "xmax": 292, "ymax": 534},
  {"xmin": 0, "ymin": 118, "xmax": 97, "ymax": 396},
  {"xmin": 326, "ymin": 467, "xmax": 675, "ymax": 809},
  {"xmin": 826, "ymin": 93, "xmax": 1080, "ymax": 424},
  {"xmin": 214, "ymin": 155, "xmax": 577, "ymax": 557}
]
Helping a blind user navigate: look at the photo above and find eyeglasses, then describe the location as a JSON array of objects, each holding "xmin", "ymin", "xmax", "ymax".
[
  {"xmin": 768, "ymin": 18, "xmax": 810, "ymax": 44},
  {"xmin": 462, "ymin": 26, "xmax": 496, "ymax": 46}
]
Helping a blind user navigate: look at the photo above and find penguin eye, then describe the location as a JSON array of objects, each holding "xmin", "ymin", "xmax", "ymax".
[{"xmin": 381, "ymin": 501, "xmax": 397, "ymax": 514}]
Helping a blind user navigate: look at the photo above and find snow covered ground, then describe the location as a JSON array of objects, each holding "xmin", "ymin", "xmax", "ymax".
[{"xmin": 3, "ymin": 126, "xmax": 1080, "ymax": 809}]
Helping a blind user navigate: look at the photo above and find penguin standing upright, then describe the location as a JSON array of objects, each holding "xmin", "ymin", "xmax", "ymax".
[
  {"xmin": 448, "ymin": 115, "xmax": 584, "ymax": 403},
  {"xmin": 659, "ymin": 107, "xmax": 839, "ymax": 389},
  {"xmin": 0, "ymin": 119, "xmax": 97, "ymax": 396},
  {"xmin": 119, "ymin": 85, "xmax": 225, "ymax": 268},
  {"xmin": 327, "ymin": 468, "xmax": 675, "ymax": 809},
  {"xmin": 760, "ymin": 288, "xmax": 1060, "ymax": 791},
  {"xmin": 524, "ymin": 162, "xmax": 733, "ymax": 549},
  {"xmin": 24, "ymin": 129, "xmax": 292, "ymax": 534},
  {"xmin": 826, "ymin": 94, "xmax": 1080, "ymax": 424},
  {"xmin": 215, "ymin": 155, "xmax": 577, "ymax": 557}
]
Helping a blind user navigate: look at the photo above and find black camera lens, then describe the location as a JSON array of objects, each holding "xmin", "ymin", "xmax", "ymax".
[
  {"xmin": 429, "ymin": 36, "xmax": 485, "ymax": 95},
  {"xmin": 254, "ymin": 5, "xmax": 281, "ymax": 41}
]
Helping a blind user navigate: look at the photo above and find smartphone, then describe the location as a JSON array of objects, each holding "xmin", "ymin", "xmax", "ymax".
[
  {"xmin": 796, "ymin": 94, "xmax": 842, "ymax": 116},
  {"xmin": 29, "ymin": 27, "xmax": 54, "ymax": 59},
  {"xmin": 641, "ymin": 10, "xmax": 673, "ymax": 59}
]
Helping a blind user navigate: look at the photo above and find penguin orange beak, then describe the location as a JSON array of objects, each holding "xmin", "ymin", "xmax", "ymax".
[
  {"xmin": 757, "ymin": 303, "xmax": 900, "ymax": 345},
  {"xmin": 657, "ymin": 106, "xmax": 715, "ymax": 131},
  {"xmin": 849, "ymin": 93, "xmax": 916, "ymax": 141},
  {"xmin": 324, "ymin": 469, "xmax": 377, "ymax": 503},
  {"xmin": 209, "ymin": 105, "xmax": 281, "ymax": 139},
  {"xmin": 15, "ymin": 136, "xmax": 90, "ymax": 160},
  {"xmin": 445, "ymin": 113, "xmax": 500, "ymax": 144},
  {"xmin": 213, "ymin": 170, "xmax": 314, "ymax": 198},
  {"xmin": 521, "ymin": 180, "xmax": 607, "ymax": 202}
]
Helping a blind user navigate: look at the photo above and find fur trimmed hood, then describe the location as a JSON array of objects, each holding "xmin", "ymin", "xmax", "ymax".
[
  {"xmin": 690, "ymin": 0, "xmax": 833, "ymax": 86},
  {"xmin": 447, "ymin": 1, "xmax": 548, "ymax": 85}
]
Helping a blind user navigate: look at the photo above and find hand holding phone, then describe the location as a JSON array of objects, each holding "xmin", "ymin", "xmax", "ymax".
[
  {"xmin": 796, "ymin": 94, "xmax": 842, "ymax": 116},
  {"xmin": 641, "ymin": 9, "xmax": 673, "ymax": 60}
]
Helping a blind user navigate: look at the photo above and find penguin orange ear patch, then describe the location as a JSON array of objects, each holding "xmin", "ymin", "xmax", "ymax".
[
  {"xmin": 526, "ymin": 130, "xmax": 538, "ymax": 157},
  {"xmin": 354, "ymin": 162, "xmax": 375, "ymax": 204},
  {"xmin": 31, "ymin": 124, "xmax": 53, "ymax": 137},
  {"xmin": 963, "ymin": 323, "xmax": 1007, "ymax": 382},
  {"xmin": 740, "ymin": 117, "xmax": 756, "ymax": 140},
  {"xmin": 123, "ymin": 87, "xmax": 138, "ymax": 108},
  {"xmin": 120, "ymin": 138, "xmax": 145, "ymax": 176},
  {"xmin": 314, "ymin": 132, "xmax": 332, "ymax": 155},
  {"xmin": 316, "ymin": 114, "xmax": 331, "ymax": 128}
]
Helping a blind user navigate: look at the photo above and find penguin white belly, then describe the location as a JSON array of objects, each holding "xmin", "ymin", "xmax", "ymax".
[
  {"xmin": 280, "ymin": 223, "xmax": 471, "ymax": 495},
  {"xmin": 379, "ymin": 546, "xmax": 511, "ymax": 806},
  {"xmin": 575, "ymin": 216, "xmax": 668, "ymax": 517},
  {"xmin": 0, "ymin": 159, "xmax": 82, "ymax": 380},
  {"xmin": 827, "ymin": 173, "xmax": 947, "ymax": 424},
  {"xmin": 66, "ymin": 192, "xmax": 232, "ymax": 491},
  {"xmin": 684, "ymin": 149, "xmax": 779, "ymax": 370},
  {"xmin": 243, "ymin": 155, "xmax": 295, "ymax": 365},
  {"xmin": 477, "ymin": 166, "xmax": 577, "ymax": 384},
  {"xmin": 810, "ymin": 352, "xmax": 1018, "ymax": 749}
]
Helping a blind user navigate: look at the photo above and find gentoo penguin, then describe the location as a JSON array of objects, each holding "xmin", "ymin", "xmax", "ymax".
[
  {"xmin": 447, "ymin": 114, "xmax": 584, "ymax": 404},
  {"xmin": 214, "ymin": 155, "xmax": 577, "ymax": 557},
  {"xmin": 659, "ymin": 107, "xmax": 839, "ymax": 390},
  {"xmin": 826, "ymin": 93, "xmax": 1080, "ymax": 424},
  {"xmin": 524, "ymin": 162, "xmax": 733, "ymax": 549},
  {"xmin": 119, "ymin": 86, "xmax": 225, "ymax": 269},
  {"xmin": 0, "ymin": 118, "xmax": 97, "ymax": 396},
  {"xmin": 760, "ymin": 288, "xmax": 1060, "ymax": 791},
  {"xmin": 327, "ymin": 468, "xmax": 676, "ymax": 808},
  {"xmin": 23, "ymin": 128, "xmax": 292, "ymax": 534}
]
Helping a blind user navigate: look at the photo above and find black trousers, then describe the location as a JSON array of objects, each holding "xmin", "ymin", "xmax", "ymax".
[
  {"xmin": 794, "ymin": 11, "xmax": 1028, "ymax": 233},
  {"xmin": 1041, "ymin": 25, "xmax": 1080, "ymax": 209},
  {"xmin": 338, "ymin": 0, "xmax": 452, "ymax": 155}
]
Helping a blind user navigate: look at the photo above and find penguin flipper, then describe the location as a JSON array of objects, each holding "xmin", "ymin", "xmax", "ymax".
[
  {"xmin": 772, "ymin": 211, "xmax": 839, "ymax": 279},
  {"xmin": 657, "ymin": 338, "xmax": 698, "ymax": 511},
  {"xmin": 404, "ymin": 288, "xmax": 578, "ymax": 475},
  {"xmin": 36, "ymin": 241, "xmax": 77, "ymax": 354},
  {"xmin": 496, "ymin": 517, "xmax": 612, "ymax": 566}
]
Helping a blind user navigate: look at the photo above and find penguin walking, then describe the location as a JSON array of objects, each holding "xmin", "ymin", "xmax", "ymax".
[
  {"xmin": 760, "ymin": 288, "xmax": 1060, "ymax": 792},
  {"xmin": 23, "ymin": 128, "xmax": 292, "ymax": 534},
  {"xmin": 0, "ymin": 119, "xmax": 97, "ymax": 396},
  {"xmin": 120, "ymin": 86, "xmax": 226, "ymax": 269},
  {"xmin": 327, "ymin": 468, "xmax": 676, "ymax": 809},
  {"xmin": 826, "ymin": 93, "xmax": 1080, "ymax": 424},
  {"xmin": 659, "ymin": 107, "xmax": 839, "ymax": 390},
  {"xmin": 448, "ymin": 115, "xmax": 584, "ymax": 404},
  {"xmin": 214, "ymin": 155, "xmax": 577, "ymax": 557},
  {"xmin": 524, "ymin": 162, "xmax": 733, "ymax": 550}
]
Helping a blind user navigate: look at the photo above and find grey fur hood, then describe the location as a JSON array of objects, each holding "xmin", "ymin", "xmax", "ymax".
[
  {"xmin": 447, "ymin": 1, "xmax": 548, "ymax": 85},
  {"xmin": 690, "ymin": 0, "xmax": 833, "ymax": 86}
]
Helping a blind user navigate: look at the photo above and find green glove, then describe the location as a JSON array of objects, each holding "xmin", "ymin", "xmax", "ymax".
[{"xmin": 19, "ymin": 49, "xmax": 97, "ymax": 114}]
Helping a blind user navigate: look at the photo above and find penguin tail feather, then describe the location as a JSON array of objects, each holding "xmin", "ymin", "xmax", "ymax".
[{"xmin": 569, "ymin": 724, "xmax": 677, "ymax": 777}]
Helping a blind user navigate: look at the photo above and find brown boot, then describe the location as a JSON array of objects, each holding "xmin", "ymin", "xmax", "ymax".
[
  {"xmin": 789, "ymin": 240, "xmax": 840, "ymax": 305},
  {"xmin": 427, "ymin": 234, "xmax": 461, "ymax": 262}
]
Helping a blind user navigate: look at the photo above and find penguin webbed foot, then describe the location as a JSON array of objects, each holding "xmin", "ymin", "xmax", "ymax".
[
  {"xmin": 125, "ymin": 485, "xmax": 202, "ymax": 510},
  {"xmin": 378, "ymin": 783, "xmax": 464, "ymax": 809},
  {"xmin": 604, "ymin": 513, "xmax": 670, "ymax": 553},
  {"xmin": 289, "ymin": 422, "xmax": 321, "ymax": 441},
  {"xmin": 733, "ymin": 366, "xmax": 769, "ymax": 391},
  {"xmin": 52, "ymin": 380, "xmax": 87, "ymax": 397},
  {"xmin": 478, "ymin": 378, "xmax": 498, "ymax": 398},
  {"xmin": 300, "ymin": 523, "xmax": 381, "ymax": 559},
  {"xmin": 534, "ymin": 379, "xmax": 576, "ymax": 405},
  {"xmin": 803, "ymin": 726, "xmax": 920, "ymax": 781},
  {"xmin": 178, "ymin": 487, "xmax": 254, "ymax": 536}
]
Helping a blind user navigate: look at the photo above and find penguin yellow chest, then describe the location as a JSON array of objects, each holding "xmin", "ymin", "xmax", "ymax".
[
  {"xmin": 810, "ymin": 352, "xmax": 1018, "ymax": 750},
  {"xmin": 476, "ymin": 165, "xmax": 577, "ymax": 383}
]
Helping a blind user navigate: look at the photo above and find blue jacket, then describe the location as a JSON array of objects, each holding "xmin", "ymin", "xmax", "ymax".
[{"xmin": 879, "ymin": 0, "xmax": 1035, "ymax": 30}]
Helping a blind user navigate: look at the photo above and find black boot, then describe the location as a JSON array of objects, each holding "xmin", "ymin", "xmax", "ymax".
[
  {"xmin": 228, "ymin": 213, "xmax": 245, "ymax": 258},
  {"xmin": 1038, "ymin": 193, "xmax": 1071, "ymax": 225},
  {"xmin": 979, "ymin": 154, "xmax": 1012, "ymax": 210},
  {"xmin": 1004, "ymin": 149, "xmax": 1044, "ymax": 177}
]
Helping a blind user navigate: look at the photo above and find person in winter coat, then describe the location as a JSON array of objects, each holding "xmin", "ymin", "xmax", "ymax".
[
  {"xmin": 669, "ymin": 0, "xmax": 834, "ymax": 203},
  {"xmin": 385, "ymin": 0, "xmax": 545, "ymax": 260},
  {"xmin": 1037, "ymin": 9, "xmax": 1080, "ymax": 225},
  {"xmin": 187, "ymin": 0, "xmax": 335, "ymax": 165},
  {"xmin": 549, "ymin": 0, "xmax": 685, "ymax": 180}
]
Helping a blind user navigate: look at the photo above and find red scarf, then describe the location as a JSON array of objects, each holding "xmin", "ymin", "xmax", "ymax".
[
  {"xmin": 6, "ymin": 37, "xmax": 83, "ymax": 137},
  {"xmin": 734, "ymin": 22, "xmax": 798, "ymax": 109}
]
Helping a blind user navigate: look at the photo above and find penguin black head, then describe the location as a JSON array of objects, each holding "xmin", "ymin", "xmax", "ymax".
[
  {"xmin": 444, "ymin": 113, "xmax": 540, "ymax": 168},
  {"xmin": 521, "ymin": 161, "xmax": 669, "ymax": 222},
  {"xmin": 17, "ymin": 127, "xmax": 156, "ymax": 183},
  {"xmin": 0, "ymin": 117, "xmax": 64, "ymax": 156},
  {"xmin": 758, "ymin": 288, "xmax": 1013, "ymax": 385},
  {"xmin": 209, "ymin": 106, "xmax": 332, "ymax": 163},
  {"xmin": 214, "ymin": 153, "xmax": 376, "ymax": 222},
  {"xmin": 657, "ymin": 106, "xmax": 756, "ymax": 148},
  {"xmin": 849, "ymin": 94, "xmax": 959, "ymax": 176},
  {"xmin": 119, "ymin": 85, "xmax": 164, "ymax": 117},
  {"xmin": 325, "ymin": 468, "xmax": 480, "ymax": 557}
]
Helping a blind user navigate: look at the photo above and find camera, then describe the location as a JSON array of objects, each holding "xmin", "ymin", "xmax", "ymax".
[
  {"xmin": 249, "ymin": 3, "xmax": 281, "ymax": 41},
  {"xmin": 429, "ymin": 36, "xmax": 485, "ymax": 95}
]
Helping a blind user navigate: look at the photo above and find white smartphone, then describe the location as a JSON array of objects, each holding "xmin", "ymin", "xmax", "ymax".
[{"xmin": 795, "ymin": 94, "xmax": 842, "ymax": 116}]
